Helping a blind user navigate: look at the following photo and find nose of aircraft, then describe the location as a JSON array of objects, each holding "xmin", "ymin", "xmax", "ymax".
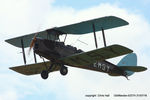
[{"xmin": 33, "ymin": 37, "xmax": 42, "ymax": 51}]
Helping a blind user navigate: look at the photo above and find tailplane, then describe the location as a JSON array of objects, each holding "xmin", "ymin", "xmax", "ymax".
[{"xmin": 118, "ymin": 66, "xmax": 147, "ymax": 72}]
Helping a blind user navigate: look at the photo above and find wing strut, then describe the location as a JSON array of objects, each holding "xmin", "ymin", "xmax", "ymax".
[
  {"xmin": 21, "ymin": 39, "xmax": 26, "ymax": 65},
  {"xmin": 92, "ymin": 24, "xmax": 98, "ymax": 48},
  {"xmin": 102, "ymin": 28, "xmax": 106, "ymax": 47}
]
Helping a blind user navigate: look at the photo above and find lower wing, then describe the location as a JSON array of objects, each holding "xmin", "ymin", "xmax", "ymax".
[
  {"xmin": 9, "ymin": 61, "xmax": 60, "ymax": 75},
  {"xmin": 60, "ymin": 44, "xmax": 133, "ymax": 67}
]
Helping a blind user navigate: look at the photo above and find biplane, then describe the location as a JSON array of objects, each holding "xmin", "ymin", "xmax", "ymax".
[{"xmin": 5, "ymin": 16, "xmax": 147, "ymax": 80}]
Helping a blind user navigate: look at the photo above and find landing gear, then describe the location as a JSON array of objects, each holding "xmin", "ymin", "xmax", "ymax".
[
  {"xmin": 40, "ymin": 63, "xmax": 68, "ymax": 79},
  {"xmin": 40, "ymin": 61, "xmax": 54, "ymax": 80},
  {"xmin": 41, "ymin": 70, "xmax": 49, "ymax": 79},
  {"xmin": 60, "ymin": 66, "xmax": 68, "ymax": 76}
]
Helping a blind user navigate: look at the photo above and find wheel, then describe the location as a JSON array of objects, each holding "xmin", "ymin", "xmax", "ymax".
[
  {"xmin": 60, "ymin": 66, "xmax": 68, "ymax": 76},
  {"xmin": 41, "ymin": 70, "xmax": 49, "ymax": 79}
]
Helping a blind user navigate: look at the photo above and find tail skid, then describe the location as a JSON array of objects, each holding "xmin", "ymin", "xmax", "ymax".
[{"xmin": 125, "ymin": 75, "xmax": 129, "ymax": 80}]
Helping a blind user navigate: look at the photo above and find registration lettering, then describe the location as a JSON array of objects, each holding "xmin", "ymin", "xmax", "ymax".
[{"xmin": 93, "ymin": 62, "xmax": 110, "ymax": 72}]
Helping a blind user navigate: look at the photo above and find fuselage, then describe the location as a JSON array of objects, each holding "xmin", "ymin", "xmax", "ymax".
[{"xmin": 33, "ymin": 38, "xmax": 126, "ymax": 77}]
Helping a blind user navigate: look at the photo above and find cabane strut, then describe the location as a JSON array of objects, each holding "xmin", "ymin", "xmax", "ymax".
[{"xmin": 33, "ymin": 51, "xmax": 37, "ymax": 63}]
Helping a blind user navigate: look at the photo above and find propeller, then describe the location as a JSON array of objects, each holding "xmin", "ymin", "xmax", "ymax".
[{"xmin": 28, "ymin": 33, "xmax": 38, "ymax": 55}]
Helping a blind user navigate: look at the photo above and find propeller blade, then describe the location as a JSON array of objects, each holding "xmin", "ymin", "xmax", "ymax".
[{"xmin": 28, "ymin": 33, "xmax": 38, "ymax": 55}]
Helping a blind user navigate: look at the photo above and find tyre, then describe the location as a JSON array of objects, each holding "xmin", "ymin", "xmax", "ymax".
[
  {"xmin": 60, "ymin": 66, "xmax": 68, "ymax": 76},
  {"xmin": 41, "ymin": 70, "xmax": 49, "ymax": 79}
]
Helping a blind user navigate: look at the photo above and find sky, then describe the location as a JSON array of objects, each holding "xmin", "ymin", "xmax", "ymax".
[{"xmin": 0, "ymin": 0, "xmax": 150, "ymax": 100}]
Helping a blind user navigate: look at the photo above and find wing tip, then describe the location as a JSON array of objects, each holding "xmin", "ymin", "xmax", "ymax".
[
  {"xmin": 113, "ymin": 44, "xmax": 133, "ymax": 53},
  {"xmin": 9, "ymin": 66, "xmax": 29, "ymax": 75},
  {"xmin": 9, "ymin": 67, "xmax": 15, "ymax": 70},
  {"xmin": 110, "ymin": 16, "xmax": 129, "ymax": 25}
]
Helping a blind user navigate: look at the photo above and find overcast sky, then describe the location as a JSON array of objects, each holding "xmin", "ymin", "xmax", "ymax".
[{"xmin": 0, "ymin": 0, "xmax": 150, "ymax": 100}]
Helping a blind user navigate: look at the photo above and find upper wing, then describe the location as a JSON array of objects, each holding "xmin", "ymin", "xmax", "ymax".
[
  {"xmin": 5, "ymin": 16, "xmax": 128, "ymax": 48},
  {"xmin": 60, "ymin": 44, "xmax": 133, "ymax": 66},
  {"xmin": 56, "ymin": 16, "xmax": 129, "ymax": 34},
  {"xmin": 9, "ymin": 61, "xmax": 60, "ymax": 75},
  {"xmin": 5, "ymin": 29, "xmax": 60, "ymax": 48}
]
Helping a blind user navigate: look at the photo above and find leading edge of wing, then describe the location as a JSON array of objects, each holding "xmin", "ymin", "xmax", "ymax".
[
  {"xmin": 60, "ymin": 44, "xmax": 133, "ymax": 67},
  {"xmin": 9, "ymin": 61, "xmax": 60, "ymax": 75},
  {"xmin": 55, "ymin": 16, "xmax": 129, "ymax": 34}
]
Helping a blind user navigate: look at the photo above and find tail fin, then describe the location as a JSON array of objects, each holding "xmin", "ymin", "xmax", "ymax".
[
  {"xmin": 117, "ymin": 53, "xmax": 147, "ymax": 76},
  {"xmin": 117, "ymin": 53, "xmax": 137, "ymax": 76}
]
